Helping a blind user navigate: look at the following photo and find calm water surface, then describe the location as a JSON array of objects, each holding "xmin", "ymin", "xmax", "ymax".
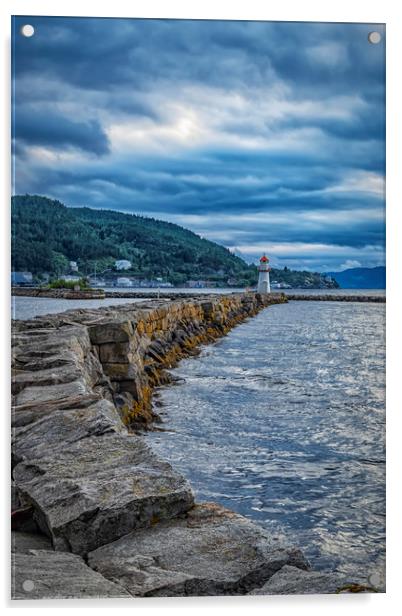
[
  {"xmin": 11, "ymin": 288, "xmax": 245, "ymax": 320},
  {"xmin": 145, "ymin": 301, "xmax": 385, "ymax": 580},
  {"xmin": 12, "ymin": 287, "xmax": 384, "ymax": 320},
  {"xmin": 11, "ymin": 295, "xmax": 148, "ymax": 320}
]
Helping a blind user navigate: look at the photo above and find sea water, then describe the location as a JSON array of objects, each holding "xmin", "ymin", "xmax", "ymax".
[{"xmin": 145, "ymin": 300, "xmax": 385, "ymax": 580}]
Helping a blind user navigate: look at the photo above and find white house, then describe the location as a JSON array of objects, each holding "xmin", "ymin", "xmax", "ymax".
[
  {"xmin": 116, "ymin": 277, "xmax": 132, "ymax": 287},
  {"xmin": 115, "ymin": 260, "xmax": 131, "ymax": 270}
]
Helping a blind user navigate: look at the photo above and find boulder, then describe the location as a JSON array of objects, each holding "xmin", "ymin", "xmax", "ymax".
[
  {"xmin": 14, "ymin": 379, "xmax": 91, "ymax": 407},
  {"xmin": 88, "ymin": 321, "xmax": 135, "ymax": 344},
  {"xmin": 11, "ymin": 365, "xmax": 83, "ymax": 395},
  {"xmin": 12, "ymin": 400, "xmax": 125, "ymax": 465},
  {"xmin": 88, "ymin": 503, "xmax": 309, "ymax": 596},
  {"xmin": 12, "ymin": 350, "xmax": 79, "ymax": 373},
  {"xmin": 11, "ymin": 392, "xmax": 102, "ymax": 427},
  {"xmin": 98, "ymin": 341, "xmax": 132, "ymax": 364},
  {"xmin": 13, "ymin": 433, "xmax": 194, "ymax": 555},
  {"xmin": 248, "ymin": 565, "xmax": 375, "ymax": 595},
  {"xmin": 12, "ymin": 550, "xmax": 131, "ymax": 599}
]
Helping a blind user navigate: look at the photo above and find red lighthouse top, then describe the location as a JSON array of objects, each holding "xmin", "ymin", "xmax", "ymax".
[{"xmin": 260, "ymin": 254, "xmax": 269, "ymax": 263}]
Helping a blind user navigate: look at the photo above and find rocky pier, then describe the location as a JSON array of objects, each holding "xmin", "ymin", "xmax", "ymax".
[
  {"xmin": 11, "ymin": 293, "xmax": 374, "ymax": 598},
  {"xmin": 12, "ymin": 287, "xmax": 386, "ymax": 303},
  {"xmin": 284, "ymin": 293, "xmax": 385, "ymax": 303},
  {"xmin": 12, "ymin": 286, "xmax": 106, "ymax": 299}
]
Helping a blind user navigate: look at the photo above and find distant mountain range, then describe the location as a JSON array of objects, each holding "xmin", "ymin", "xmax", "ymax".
[{"xmin": 327, "ymin": 266, "xmax": 386, "ymax": 289}]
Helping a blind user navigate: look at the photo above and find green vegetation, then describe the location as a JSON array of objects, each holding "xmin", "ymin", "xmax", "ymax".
[
  {"xmin": 12, "ymin": 195, "xmax": 257, "ymax": 286},
  {"xmin": 270, "ymin": 266, "xmax": 338, "ymax": 289},
  {"xmin": 11, "ymin": 194, "xmax": 338, "ymax": 288},
  {"xmin": 47, "ymin": 278, "xmax": 90, "ymax": 290}
]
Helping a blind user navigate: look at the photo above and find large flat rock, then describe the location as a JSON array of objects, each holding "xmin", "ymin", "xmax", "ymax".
[
  {"xmin": 12, "ymin": 399, "xmax": 125, "ymax": 464},
  {"xmin": 12, "ymin": 364, "xmax": 84, "ymax": 395},
  {"xmin": 12, "ymin": 550, "xmax": 131, "ymax": 599},
  {"xmin": 88, "ymin": 503, "xmax": 309, "ymax": 596},
  {"xmin": 14, "ymin": 379, "xmax": 92, "ymax": 407},
  {"xmin": 248, "ymin": 565, "xmax": 376, "ymax": 595},
  {"xmin": 12, "ymin": 323, "xmax": 110, "ymax": 427},
  {"xmin": 11, "ymin": 391, "xmax": 103, "ymax": 427},
  {"xmin": 14, "ymin": 433, "xmax": 194, "ymax": 555}
]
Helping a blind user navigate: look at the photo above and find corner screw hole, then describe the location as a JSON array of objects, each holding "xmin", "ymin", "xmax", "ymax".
[
  {"xmin": 368, "ymin": 32, "xmax": 381, "ymax": 44},
  {"xmin": 21, "ymin": 24, "xmax": 35, "ymax": 38}
]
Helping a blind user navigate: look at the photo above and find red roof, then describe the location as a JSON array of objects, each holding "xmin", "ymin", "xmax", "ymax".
[{"xmin": 260, "ymin": 255, "xmax": 269, "ymax": 263}]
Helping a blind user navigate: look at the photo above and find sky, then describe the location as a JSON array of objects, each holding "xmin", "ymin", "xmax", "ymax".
[{"xmin": 12, "ymin": 17, "xmax": 385, "ymax": 271}]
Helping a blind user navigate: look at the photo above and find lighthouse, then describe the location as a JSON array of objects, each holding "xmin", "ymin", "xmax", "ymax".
[{"xmin": 257, "ymin": 254, "xmax": 271, "ymax": 293}]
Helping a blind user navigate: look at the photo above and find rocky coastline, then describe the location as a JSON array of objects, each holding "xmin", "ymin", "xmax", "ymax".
[
  {"xmin": 11, "ymin": 293, "xmax": 376, "ymax": 598},
  {"xmin": 12, "ymin": 287, "xmax": 385, "ymax": 302},
  {"xmin": 284, "ymin": 293, "xmax": 385, "ymax": 303},
  {"xmin": 12, "ymin": 286, "xmax": 106, "ymax": 299}
]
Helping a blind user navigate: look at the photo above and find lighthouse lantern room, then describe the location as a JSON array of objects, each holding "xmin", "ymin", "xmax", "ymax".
[{"xmin": 257, "ymin": 254, "xmax": 271, "ymax": 293}]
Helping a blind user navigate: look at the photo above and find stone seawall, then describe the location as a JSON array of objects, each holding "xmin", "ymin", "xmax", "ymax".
[
  {"xmin": 13, "ymin": 293, "xmax": 286, "ymax": 429},
  {"xmin": 285, "ymin": 293, "xmax": 385, "ymax": 303},
  {"xmin": 12, "ymin": 286, "xmax": 106, "ymax": 299},
  {"xmin": 11, "ymin": 293, "xmax": 372, "ymax": 598},
  {"xmin": 12, "ymin": 287, "xmax": 386, "ymax": 303}
]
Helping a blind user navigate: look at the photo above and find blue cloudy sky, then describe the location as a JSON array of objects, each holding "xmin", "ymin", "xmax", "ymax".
[{"xmin": 12, "ymin": 17, "xmax": 385, "ymax": 271}]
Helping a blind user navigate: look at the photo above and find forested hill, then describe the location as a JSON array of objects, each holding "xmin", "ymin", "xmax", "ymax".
[
  {"xmin": 11, "ymin": 195, "xmax": 339, "ymax": 288},
  {"xmin": 11, "ymin": 195, "xmax": 256, "ymax": 285}
]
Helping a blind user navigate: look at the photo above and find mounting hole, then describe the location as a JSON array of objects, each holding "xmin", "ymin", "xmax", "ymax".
[
  {"xmin": 22, "ymin": 579, "xmax": 35, "ymax": 592},
  {"xmin": 368, "ymin": 31, "xmax": 381, "ymax": 44},
  {"xmin": 21, "ymin": 24, "xmax": 35, "ymax": 38}
]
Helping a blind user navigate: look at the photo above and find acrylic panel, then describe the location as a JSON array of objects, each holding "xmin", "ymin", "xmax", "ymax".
[{"xmin": 11, "ymin": 16, "xmax": 385, "ymax": 599}]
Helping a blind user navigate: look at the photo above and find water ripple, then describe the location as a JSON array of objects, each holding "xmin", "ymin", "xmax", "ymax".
[{"xmin": 146, "ymin": 301, "xmax": 385, "ymax": 579}]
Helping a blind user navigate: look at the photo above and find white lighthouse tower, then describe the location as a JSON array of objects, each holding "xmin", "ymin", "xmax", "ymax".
[{"xmin": 257, "ymin": 254, "xmax": 271, "ymax": 293}]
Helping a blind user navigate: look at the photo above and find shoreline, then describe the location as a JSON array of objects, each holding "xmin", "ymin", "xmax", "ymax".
[
  {"xmin": 11, "ymin": 293, "xmax": 378, "ymax": 598},
  {"xmin": 12, "ymin": 286, "xmax": 385, "ymax": 303},
  {"xmin": 284, "ymin": 293, "xmax": 385, "ymax": 303}
]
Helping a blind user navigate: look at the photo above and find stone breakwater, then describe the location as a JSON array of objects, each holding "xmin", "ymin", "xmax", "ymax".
[
  {"xmin": 285, "ymin": 293, "xmax": 385, "ymax": 303},
  {"xmin": 11, "ymin": 293, "xmax": 373, "ymax": 598},
  {"xmin": 12, "ymin": 286, "xmax": 106, "ymax": 299},
  {"xmin": 12, "ymin": 287, "xmax": 386, "ymax": 303}
]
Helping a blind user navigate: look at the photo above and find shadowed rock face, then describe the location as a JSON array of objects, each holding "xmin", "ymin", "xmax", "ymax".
[
  {"xmin": 88, "ymin": 503, "xmax": 310, "ymax": 597},
  {"xmin": 12, "ymin": 531, "xmax": 53, "ymax": 554}
]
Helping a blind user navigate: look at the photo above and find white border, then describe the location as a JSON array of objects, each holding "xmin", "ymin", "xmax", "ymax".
[
  {"xmin": 2, "ymin": 1, "xmax": 401, "ymax": 614},
  {"xmin": 1, "ymin": 0, "xmax": 393, "ymax": 22}
]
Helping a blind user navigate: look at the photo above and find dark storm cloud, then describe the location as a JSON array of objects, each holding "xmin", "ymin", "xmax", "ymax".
[
  {"xmin": 13, "ymin": 106, "xmax": 110, "ymax": 155},
  {"xmin": 12, "ymin": 19, "xmax": 384, "ymax": 93},
  {"xmin": 12, "ymin": 16, "xmax": 385, "ymax": 270}
]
